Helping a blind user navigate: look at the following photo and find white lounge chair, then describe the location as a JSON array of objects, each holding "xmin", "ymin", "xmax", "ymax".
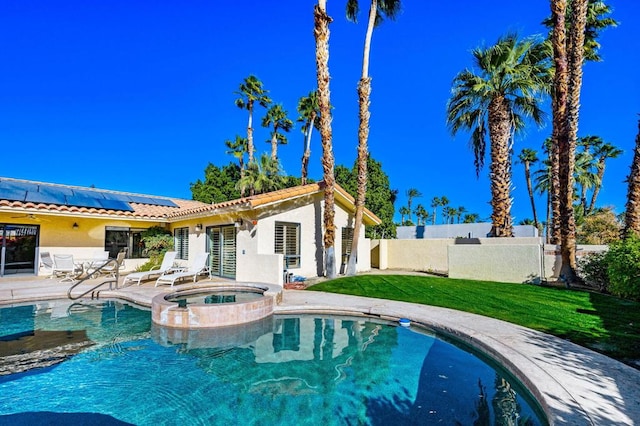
[
  {"xmin": 123, "ymin": 251, "xmax": 177, "ymax": 286},
  {"xmin": 99, "ymin": 250, "xmax": 127, "ymax": 278},
  {"xmin": 52, "ymin": 254, "xmax": 83, "ymax": 283},
  {"xmin": 40, "ymin": 252, "xmax": 55, "ymax": 278},
  {"xmin": 155, "ymin": 252, "xmax": 209, "ymax": 287}
]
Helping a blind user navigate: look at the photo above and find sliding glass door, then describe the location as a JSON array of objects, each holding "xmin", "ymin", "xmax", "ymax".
[
  {"xmin": 0, "ymin": 224, "xmax": 39, "ymax": 276},
  {"xmin": 206, "ymin": 225, "xmax": 236, "ymax": 279}
]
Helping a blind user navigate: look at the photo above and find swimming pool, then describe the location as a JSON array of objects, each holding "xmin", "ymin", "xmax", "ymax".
[{"xmin": 0, "ymin": 299, "xmax": 546, "ymax": 425}]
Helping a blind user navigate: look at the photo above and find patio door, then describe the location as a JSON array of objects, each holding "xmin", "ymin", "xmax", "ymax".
[
  {"xmin": 0, "ymin": 224, "xmax": 39, "ymax": 276},
  {"xmin": 206, "ymin": 225, "xmax": 236, "ymax": 279}
]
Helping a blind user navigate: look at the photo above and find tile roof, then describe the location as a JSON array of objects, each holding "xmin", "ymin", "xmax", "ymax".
[{"xmin": 0, "ymin": 178, "xmax": 382, "ymax": 225}]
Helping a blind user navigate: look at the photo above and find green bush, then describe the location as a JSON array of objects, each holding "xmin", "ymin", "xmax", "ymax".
[
  {"xmin": 577, "ymin": 251, "xmax": 609, "ymax": 293},
  {"xmin": 136, "ymin": 226, "xmax": 173, "ymax": 272},
  {"xmin": 605, "ymin": 236, "xmax": 640, "ymax": 301}
]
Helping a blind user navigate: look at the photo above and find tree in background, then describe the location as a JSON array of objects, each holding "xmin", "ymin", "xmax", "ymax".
[
  {"xmin": 190, "ymin": 163, "xmax": 241, "ymax": 204},
  {"xmin": 588, "ymin": 137, "xmax": 622, "ymax": 213},
  {"xmin": 430, "ymin": 196, "xmax": 448, "ymax": 225},
  {"xmin": 447, "ymin": 33, "xmax": 551, "ymax": 238},
  {"xmin": 624, "ymin": 119, "xmax": 640, "ymax": 239},
  {"xmin": 414, "ymin": 204, "xmax": 429, "ymax": 226},
  {"xmin": 237, "ymin": 153, "xmax": 283, "ymax": 196},
  {"xmin": 335, "ymin": 155, "xmax": 397, "ymax": 239},
  {"xmin": 577, "ymin": 207, "xmax": 621, "ymax": 245},
  {"xmin": 463, "ymin": 213, "xmax": 480, "ymax": 223},
  {"xmin": 405, "ymin": 188, "xmax": 421, "ymax": 224},
  {"xmin": 398, "ymin": 206, "xmax": 410, "ymax": 225},
  {"xmin": 235, "ymin": 75, "xmax": 272, "ymax": 164},
  {"xmin": 345, "ymin": 0, "xmax": 401, "ymax": 276},
  {"xmin": 262, "ymin": 103, "xmax": 293, "ymax": 160},
  {"xmin": 225, "ymin": 136, "xmax": 248, "ymax": 197},
  {"xmin": 297, "ymin": 91, "xmax": 321, "ymax": 185},
  {"xmin": 517, "ymin": 148, "xmax": 540, "ymax": 229},
  {"xmin": 314, "ymin": 0, "xmax": 337, "ymax": 278}
]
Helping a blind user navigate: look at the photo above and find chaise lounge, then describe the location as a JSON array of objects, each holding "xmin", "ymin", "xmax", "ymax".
[
  {"xmin": 122, "ymin": 251, "xmax": 177, "ymax": 286},
  {"xmin": 155, "ymin": 252, "xmax": 209, "ymax": 287}
]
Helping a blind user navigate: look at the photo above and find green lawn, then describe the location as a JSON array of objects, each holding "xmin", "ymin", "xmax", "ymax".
[{"xmin": 308, "ymin": 274, "xmax": 640, "ymax": 366}]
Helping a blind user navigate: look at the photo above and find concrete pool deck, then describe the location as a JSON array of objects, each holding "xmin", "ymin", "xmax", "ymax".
[{"xmin": 0, "ymin": 275, "xmax": 638, "ymax": 425}]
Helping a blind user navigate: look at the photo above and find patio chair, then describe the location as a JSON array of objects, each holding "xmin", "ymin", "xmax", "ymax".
[
  {"xmin": 123, "ymin": 251, "xmax": 177, "ymax": 286},
  {"xmin": 99, "ymin": 250, "xmax": 127, "ymax": 278},
  {"xmin": 52, "ymin": 254, "xmax": 83, "ymax": 283},
  {"xmin": 40, "ymin": 252, "xmax": 55, "ymax": 278},
  {"xmin": 155, "ymin": 252, "xmax": 209, "ymax": 287}
]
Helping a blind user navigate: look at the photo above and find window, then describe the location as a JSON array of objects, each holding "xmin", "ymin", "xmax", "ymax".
[
  {"xmin": 174, "ymin": 227, "xmax": 189, "ymax": 260},
  {"xmin": 105, "ymin": 227, "xmax": 146, "ymax": 258},
  {"xmin": 275, "ymin": 222, "xmax": 300, "ymax": 269},
  {"xmin": 342, "ymin": 227, "xmax": 354, "ymax": 265}
]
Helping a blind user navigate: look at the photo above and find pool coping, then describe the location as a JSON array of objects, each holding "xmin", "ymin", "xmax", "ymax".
[{"xmin": 1, "ymin": 277, "xmax": 639, "ymax": 425}]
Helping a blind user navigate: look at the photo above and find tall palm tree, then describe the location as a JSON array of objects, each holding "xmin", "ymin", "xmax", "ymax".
[
  {"xmin": 447, "ymin": 34, "xmax": 551, "ymax": 238},
  {"xmin": 430, "ymin": 197, "xmax": 440, "ymax": 225},
  {"xmin": 588, "ymin": 139, "xmax": 622, "ymax": 213},
  {"xmin": 314, "ymin": 0, "xmax": 337, "ymax": 278},
  {"xmin": 517, "ymin": 148, "xmax": 540, "ymax": 229},
  {"xmin": 405, "ymin": 188, "xmax": 421, "ymax": 224},
  {"xmin": 297, "ymin": 91, "xmax": 321, "ymax": 185},
  {"xmin": 235, "ymin": 75, "xmax": 272, "ymax": 164},
  {"xmin": 225, "ymin": 135, "xmax": 248, "ymax": 196},
  {"xmin": 262, "ymin": 104, "xmax": 293, "ymax": 161},
  {"xmin": 414, "ymin": 204, "xmax": 428, "ymax": 226},
  {"xmin": 555, "ymin": 0, "xmax": 588, "ymax": 285},
  {"xmin": 345, "ymin": 0, "xmax": 401, "ymax": 276},
  {"xmin": 455, "ymin": 206, "xmax": 467, "ymax": 224},
  {"xmin": 574, "ymin": 148, "xmax": 598, "ymax": 213},
  {"xmin": 624, "ymin": 119, "xmax": 640, "ymax": 238}
]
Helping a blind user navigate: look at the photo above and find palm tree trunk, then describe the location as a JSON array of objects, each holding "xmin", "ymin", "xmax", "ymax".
[
  {"xmin": 487, "ymin": 96, "xmax": 513, "ymax": 237},
  {"xmin": 524, "ymin": 163, "xmax": 539, "ymax": 228},
  {"xmin": 587, "ymin": 159, "xmax": 605, "ymax": 214},
  {"xmin": 559, "ymin": 0, "xmax": 588, "ymax": 285},
  {"xmin": 624, "ymin": 119, "xmax": 640, "ymax": 238},
  {"xmin": 270, "ymin": 133, "xmax": 278, "ymax": 160},
  {"xmin": 300, "ymin": 113, "xmax": 315, "ymax": 186},
  {"xmin": 247, "ymin": 103, "xmax": 255, "ymax": 164},
  {"xmin": 346, "ymin": 0, "xmax": 376, "ymax": 277},
  {"xmin": 314, "ymin": 1, "xmax": 336, "ymax": 278}
]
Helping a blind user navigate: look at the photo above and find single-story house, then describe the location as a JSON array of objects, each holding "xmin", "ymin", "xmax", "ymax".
[{"xmin": 0, "ymin": 177, "xmax": 381, "ymax": 285}]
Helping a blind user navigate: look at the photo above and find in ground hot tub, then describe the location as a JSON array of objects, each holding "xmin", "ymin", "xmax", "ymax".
[{"xmin": 152, "ymin": 285, "xmax": 277, "ymax": 328}]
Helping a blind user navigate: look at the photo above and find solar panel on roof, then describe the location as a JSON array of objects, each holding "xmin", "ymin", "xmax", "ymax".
[
  {"xmin": 72, "ymin": 189, "xmax": 106, "ymax": 199},
  {"xmin": 101, "ymin": 192, "xmax": 132, "ymax": 202},
  {"xmin": 38, "ymin": 183, "xmax": 74, "ymax": 196},
  {"xmin": 24, "ymin": 191, "xmax": 67, "ymax": 205},
  {"xmin": 0, "ymin": 187, "xmax": 27, "ymax": 202},
  {"xmin": 0, "ymin": 180, "xmax": 39, "ymax": 192},
  {"xmin": 65, "ymin": 195, "xmax": 104, "ymax": 209},
  {"xmin": 150, "ymin": 198, "xmax": 178, "ymax": 207},
  {"xmin": 98, "ymin": 199, "xmax": 134, "ymax": 211},
  {"xmin": 128, "ymin": 195, "xmax": 156, "ymax": 205}
]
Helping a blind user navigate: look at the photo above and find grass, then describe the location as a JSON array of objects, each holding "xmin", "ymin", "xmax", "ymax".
[{"xmin": 308, "ymin": 274, "xmax": 640, "ymax": 366}]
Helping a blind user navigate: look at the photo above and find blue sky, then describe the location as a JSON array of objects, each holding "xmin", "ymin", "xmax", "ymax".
[{"xmin": 1, "ymin": 1, "xmax": 638, "ymax": 224}]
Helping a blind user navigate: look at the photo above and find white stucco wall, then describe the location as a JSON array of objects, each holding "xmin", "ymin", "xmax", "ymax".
[{"xmin": 448, "ymin": 244, "xmax": 543, "ymax": 283}]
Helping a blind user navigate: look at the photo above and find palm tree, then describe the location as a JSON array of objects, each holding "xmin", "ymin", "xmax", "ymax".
[
  {"xmin": 455, "ymin": 206, "xmax": 467, "ymax": 224},
  {"xmin": 574, "ymin": 148, "xmax": 598, "ymax": 213},
  {"xmin": 225, "ymin": 135, "xmax": 248, "ymax": 196},
  {"xmin": 414, "ymin": 204, "xmax": 428, "ymax": 226},
  {"xmin": 430, "ymin": 197, "xmax": 440, "ymax": 225},
  {"xmin": 314, "ymin": 0, "xmax": 337, "ymax": 278},
  {"xmin": 345, "ymin": 0, "xmax": 401, "ymax": 276},
  {"xmin": 624, "ymin": 119, "xmax": 640, "ymax": 238},
  {"xmin": 405, "ymin": 188, "xmax": 421, "ymax": 224},
  {"xmin": 262, "ymin": 104, "xmax": 293, "ymax": 161},
  {"xmin": 588, "ymin": 139, "xmax": 622, "ymax": 213},
  {"xmin": 446, "ymin": 34, "xmax": 551, "ymax": 238},
  {"xmin": 463, "ymin": 213, "xmax": 480, "ymax": 224},
  {"xmin": 235, "ymin": 75, "xmax": 272, "ymax": 164},
  {"xmin": 297, "ymin": 91, "xmax": 321, "ymax": 185},
  {"xmin": 237, "ymin": 153, "xmax": 283, "ymax": 197},
  {"xmin": 444, "ymin": 207, "xmax": 458, "ymax": 224},
  {"xmin": 398, "ymin": 206, "xmax": 410, "ymax": 225},
  {"xmin": 552, "ymin": 0, "xmax": 588, "ymax": 284},
  {"xmin": 517, "ymin": 148, "xmax": 540, "ymax": 229}
]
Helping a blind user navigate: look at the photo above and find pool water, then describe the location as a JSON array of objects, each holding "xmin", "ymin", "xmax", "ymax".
[
  {"xmin": 166, "ymin": 289, "xmax": 263, "ymax": 305},
  {"xmin": 0, "ymin": 300, "xmax": 546, "ymax": 425}
]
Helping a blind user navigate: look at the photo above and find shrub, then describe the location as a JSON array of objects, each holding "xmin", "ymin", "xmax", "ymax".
[
  {"xmin": 135, "ymin": 226, "xmax": 173, "ymax": 272},
  {"xmin": 605, "ymin": 236, "xmax": 640, "ymax": 301},
  {"xmin": 577, "ymin": 251, "xmax": 609, "ymax": 293}
]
